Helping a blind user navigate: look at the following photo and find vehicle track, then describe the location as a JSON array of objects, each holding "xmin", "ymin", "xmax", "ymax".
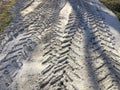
[{"xmin": 0, "ymin": 0, "xmax": 120, "ymax": 90}]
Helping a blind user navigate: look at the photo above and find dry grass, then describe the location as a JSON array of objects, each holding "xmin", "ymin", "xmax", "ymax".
[
  {"xmin": 100, "ymin": 0, "xmax": 120, "ymax": 20},
  {"xmin": 0, "ymin": 0, "xmax": 18, "ymax": 32}
]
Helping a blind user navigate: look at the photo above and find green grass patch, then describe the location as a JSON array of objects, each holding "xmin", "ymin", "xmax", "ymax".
[
  {"xmin": 100, "ymin": 0, "xmax": 120, "ymax": 20},
  {"xmin": 0, "ymin": 0, "xmax": 18, "ymax": 33}
]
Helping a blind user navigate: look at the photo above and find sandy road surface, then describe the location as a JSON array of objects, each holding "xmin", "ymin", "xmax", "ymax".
[{"xmin": 0, "ymin": 0, "xmax": 120, "ymax": 90}]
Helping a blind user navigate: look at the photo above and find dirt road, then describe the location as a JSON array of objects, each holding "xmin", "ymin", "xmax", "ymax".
[{"xmin": 0, "ymin": 0, "xmax": 120, "ymax": 90}]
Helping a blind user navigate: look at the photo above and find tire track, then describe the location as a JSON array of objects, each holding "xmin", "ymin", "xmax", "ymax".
[
  {"xmin": 0, "ymin": 0, "xmax": 67, "ymax": 89},
  {"xmin": 0, "ymin": 0, "xmax": 120, "ymax": 90},
  {"xmin": 80, "ymin": 0, "xmax": 120, "ymax": 89}
]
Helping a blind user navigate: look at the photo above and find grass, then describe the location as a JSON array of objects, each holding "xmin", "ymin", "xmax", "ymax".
[
  {"xmin": 0, "ymin": 0, "xmax": 18, "ymax": 33},
  {"xmin": 100, "ymin": 0, "xmax": 120, "ymax": 20}
]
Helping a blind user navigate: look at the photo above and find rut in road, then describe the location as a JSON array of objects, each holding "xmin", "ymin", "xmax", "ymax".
[{"xmin": 0, "ymin": 0, "xmax": 120, "ymax": 90}]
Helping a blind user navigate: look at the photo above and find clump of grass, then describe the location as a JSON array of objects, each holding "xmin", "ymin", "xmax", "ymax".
[
  {"xmin": 0, "ymin": 0, "xmax": 18, "ymax": 33},
  {"xmin": 100, "ymin": 0, "xmax": 120, "ymax": 20}
]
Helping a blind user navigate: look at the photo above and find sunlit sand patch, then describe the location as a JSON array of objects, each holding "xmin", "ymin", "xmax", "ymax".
[
  {"xmin": 12, "ymin": 44, "xmax": 48, "ymax": 90},
  {"xmin": 21, "ymin": 0, "xmax": 42, "ymax": 16}
]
